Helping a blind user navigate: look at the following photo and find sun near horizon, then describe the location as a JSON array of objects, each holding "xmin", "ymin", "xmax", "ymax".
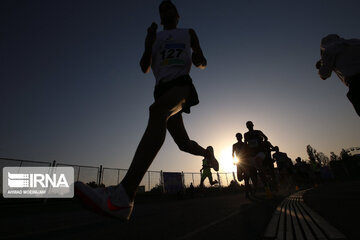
[{"xmin": 218, "ymin": 146, "xmax": 238, "ymax": 173}]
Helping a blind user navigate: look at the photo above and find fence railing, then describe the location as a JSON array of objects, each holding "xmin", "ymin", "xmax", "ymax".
[{"xmin": 0, "ymin": 157, "xmax": 237, "ymax": 193}]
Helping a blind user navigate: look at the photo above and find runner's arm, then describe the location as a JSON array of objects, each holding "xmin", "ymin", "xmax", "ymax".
[
  {"xmin": 189, "ymin": 28, "xmax": 207, "ymax": 69},
  {"xmin": 268, "ymin": 142, "xmax": 275, "ymax": 151},
  {"xmin": 259, "ymin": 130, "xmax": 268, "ymax": 142},
  {"xmin": 244, "ymin": 133, "xmax": 249, "ymax": 144},
  {"xmin": 140, "ymin": 23, "xmax": 157, "ymax": 73},
  {"xmin": 318, "ymin": 50, "xmax": 335, "ymax": 80}
]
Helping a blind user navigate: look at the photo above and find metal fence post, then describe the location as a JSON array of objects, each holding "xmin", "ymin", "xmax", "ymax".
[
  {"xmin": 217, "ymin": 172, "xmax": 221, "ymax": 187},
  {"xmin": 77, "ymin": 167, "xmax": 81, "ymax": 182},
  {"xmin": 181, "ymin": 171, "xmax": 185, "ymax": 188},
  {"xmin": 192, "ymin": 173, "xmax": 194, "ymax": 185},
  {"xmin": 160, "ymin": 170, "xmax": 163, "ymax": 185},
  {"xmin": 98, "ymin": 165, "xmax": 103, "ymax": 186},
  {"xmin": 232, "ymin": 172, "xmax": 236, "ymax": 182},
  {"xmin": 161, "ymin": 170, "xmax": 164, "ymax": 193},
  {"xmin": 148, "ymin": 171, "xmax": 150, "ymax": 191},
  {"xmin": 117, "ymin": 169, "xmax": 120, "ymax": 184},
  {"xmin": 225, "ymin": 173, "xmax": 229, "ymax": 186}
]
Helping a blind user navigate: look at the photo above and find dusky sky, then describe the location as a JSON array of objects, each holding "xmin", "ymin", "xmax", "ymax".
[{"xmin": 2, "ymin": 0, "xmax": 359, "ymax": 172}]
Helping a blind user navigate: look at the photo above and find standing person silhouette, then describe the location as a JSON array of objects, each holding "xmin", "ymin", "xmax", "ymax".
[
  {"xmin": 316, "ymin": 34, "xmax": 360, "ymax": 117},
  {"xmin": 75, "ymin": 0, "xmax": 218, "ymax": 220}
]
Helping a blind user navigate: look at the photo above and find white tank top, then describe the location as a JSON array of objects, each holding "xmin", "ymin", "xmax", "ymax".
[{"xmin": 151, "ymin": 28, "xmax": 192, "ymax": 85}]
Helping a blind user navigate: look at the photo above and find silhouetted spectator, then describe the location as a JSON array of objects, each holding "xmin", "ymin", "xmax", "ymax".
[{"xmin": 189, "ymin": 182, "xmax": 195, "ymax": 197}]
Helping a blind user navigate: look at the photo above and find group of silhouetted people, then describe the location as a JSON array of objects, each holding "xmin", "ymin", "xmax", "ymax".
[
  {"xmin": 232, "ymin": 121, "xmax": 288, "ymax": 197},
  {"xmin": 232, "ymin": 123, "xmax": 326, "ymax": 198},
  {"xmin": 231, "ymin": 121, "xmax": 335, "ymax": 198},
  {"xmin": 75, "ymin": 0, "xmax": 359, "ymax": 221}
]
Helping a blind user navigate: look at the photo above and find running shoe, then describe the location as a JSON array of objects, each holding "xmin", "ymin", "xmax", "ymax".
[
  {"xmin": 206, "ymin": 146, "xmax": 219, "ymax": 171},
  {"xmin": 75, "ymin": 182, "xmax": 133, "ymax": 220},
  {"xmin": 211, "ymin": 179, "xmax": 218, "ymax": 185}
]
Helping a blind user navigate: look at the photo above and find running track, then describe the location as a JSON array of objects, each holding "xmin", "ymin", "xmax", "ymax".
[{"xmin": 0, "ymin": 192, "xmax": 282, "ymax": 240}]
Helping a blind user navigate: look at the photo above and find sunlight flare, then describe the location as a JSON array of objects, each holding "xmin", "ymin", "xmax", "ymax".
[{"xmin": 218, "ymin": 146, "xmax": 237, "ymax": 173}]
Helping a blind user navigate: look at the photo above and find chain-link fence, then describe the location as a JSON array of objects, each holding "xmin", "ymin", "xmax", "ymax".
[
  {"xmin": 182, "ymin": 172, "xmax": 236, "ymax": 187},
  {"xmin": 0, "ymin": 158, "xmax": 54, "ymax": 194},
  {"xmin": 0, "ymin": 157, "xmax": 237, "ymax": 194},
  {"xmin": 56, "ymin": 163, "xmax": 100, "ymax": 184},
  {"xmin": 101, "ymin": 168, "xmax": 162, "ymax": 192},
  {"xmin": 101, "ymin": 167, "xmax": 126, "ymax": 187}
]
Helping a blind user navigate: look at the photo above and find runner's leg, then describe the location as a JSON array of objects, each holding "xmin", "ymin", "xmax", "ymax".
[
  {"xmin": 250, "ymin": 167, "xmax": 258, "ymax": 193},
  {"xmin": 243, "ymin": 168, "xmax": 251, "ymax": 197},
  {"xmin": 167, "ymin": 113, "xmax": 207, "ymax": 157},
  {"xmin": 121, "ymin": 85, "xmax": 191, "ymax": 200}
]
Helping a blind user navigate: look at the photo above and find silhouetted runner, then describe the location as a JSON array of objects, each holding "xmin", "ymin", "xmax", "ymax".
[
  {"xmin": 316, "ymin": 34, "xmax": 360, "ymax": 117},
  {"xmin": 200, "ymin": 147, "xmax": 219, "ymax": 187},
  {"xmin": 244, "ymin": 121, "xmax": 270, "ymax": 194},
  {"xmin": 232, "ymin": 132, "xmax": 255, "ymax": 198},
  {"xmin": 75, "ymin": 0, "xmax": 218, "ymax": 220},
  {"xmin": 294, "ymin": 157, "xmax": 311, "ymax": 187},
  {"xmin": 272, "ymin": 146, "xmax": 293, "ymax": 190},
  {"xmin": 232, "ymin": 133, "xmax": 246, "ymax": 181},
  {"xmin": 262, "ymin": 140, "xmax": 277, "ymax": 191}
]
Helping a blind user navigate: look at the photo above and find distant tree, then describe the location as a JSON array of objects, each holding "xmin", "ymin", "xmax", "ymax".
[
  {"xmin": 340, "ymin": 148, "xmax": 351, "ymax": 161},
  {"xmin": 330, "ymin": 152, "xmax": 339, "ymax": 162},
  {"xmin": 345, "ymin": 147, "xmax": 360, "ymax": 155},
  {"xmin": 316, "ymin": 152, "xmax": 329, "ymax": 166},
  {"xmin": 306, "ymin": 145, "xmax": 317, "ymax": 163}
]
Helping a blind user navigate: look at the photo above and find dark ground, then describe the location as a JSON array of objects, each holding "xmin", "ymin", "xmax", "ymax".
[
  {"xmin": 303, "ymin": 179, "xmax": 360, "ymax": 240},
  {"xmin": 1, "ymin": 180, "xmax": 359, "ymax": 240},
  {"xmin": 0, "ymin": 190, "xmax": 282, "ymax": 240}
]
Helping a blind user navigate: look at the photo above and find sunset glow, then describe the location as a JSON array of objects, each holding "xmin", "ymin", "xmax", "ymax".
[{"xmin": 219, "ymin": 146, "xmax": 237, "ymax": 173}]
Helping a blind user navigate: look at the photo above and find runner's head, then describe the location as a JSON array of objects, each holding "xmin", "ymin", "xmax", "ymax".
[
  {"xmin": 320, "ymin": 34, "xmax": 340, "ymax": 49},
  {"xmin": 236, "ymin": 133, "xmax": 242, "ymax": 141},
  {"xmin": 273, "ymin": 146, "xmax": 279, "ymax": 152},
  {"xmin": 159, "ymin": 0, "xmax": 179, "ymax": 26},
  {"xmin": 246, "ymin": 121, "xmax": 254, "ymax": 130}
]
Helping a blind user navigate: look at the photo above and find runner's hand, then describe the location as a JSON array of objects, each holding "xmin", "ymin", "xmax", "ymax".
[
  {"xmin": 192, "ymin": 52, "xmax": 206, "ymax": 67},
  {"xmin": 145, "ymin": 22, "xmax": 157, "ymax": 49},
  {"xmin": 315, "ymin": 60, "xmax": 322, "ymax": 69},
  {"xmin": 147, "ymin": 22, "xmax": 157, "ymax": 34}
]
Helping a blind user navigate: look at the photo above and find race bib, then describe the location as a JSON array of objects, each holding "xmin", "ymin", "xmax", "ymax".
[{"xmin": 161, "ymin": 43, "xmax": 186, "ymax": 66}]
